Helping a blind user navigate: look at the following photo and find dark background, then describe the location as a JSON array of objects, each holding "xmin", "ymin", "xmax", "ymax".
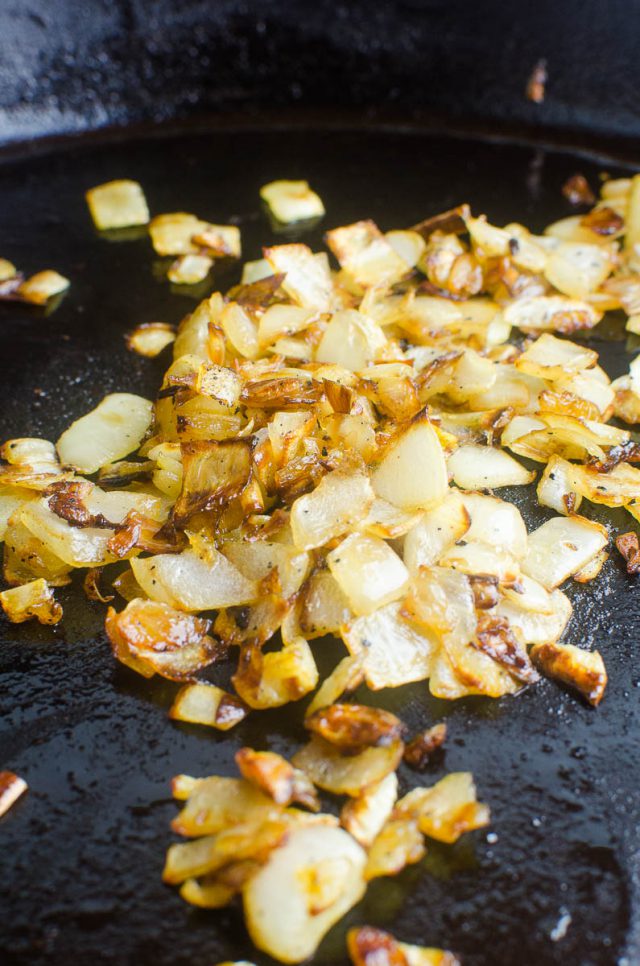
[
  {"xmin": 0, "ymin": 0, "xmax": 639, "ymax": 147},
  {"xmin": 0, "ymin": 3, "xmax": 639, "ymax": 966}
]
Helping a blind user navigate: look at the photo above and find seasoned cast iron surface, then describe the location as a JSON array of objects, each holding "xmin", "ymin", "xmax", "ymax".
[
  {"xmin": 0, "ymin": 127, "xmax": 638, "ymax": 966},
  {"xmin": 1, "ymin": 0, "xmax": 640, "ymax": 146}
]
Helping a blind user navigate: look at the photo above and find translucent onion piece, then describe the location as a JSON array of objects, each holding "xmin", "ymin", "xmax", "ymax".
[
  {"xmin": 372, "ymin": 419, "xmax": 448, "ymax": 511},
  {"xmin": 292, "ymin": 735, "xmax": 404, "ymax": 796},
  {"xmin": 169, "ymin": 683, "xmax": 249, "ymax": 730},
  {"xmin": 86, "ymin": 179, "xmax": 150, "ymax": 230},
  {"xmin": 290, "ymin": 471, "xmax": 374, "ymax": 550},
  {"xmin": 395, "ymin": 772, "xmax": 490, "ymax": 844},
  {"xmin": 131, "ymin": 548, "xmax": 257, "ymax": 611},
  {"xmin": 523, "ymin": 515, "xmax": 608, "ymax": 589},
  {"xmin": 0, "ymin": 578, "xmax": 62, "ymax": 625},
  {"xmin": 56, "ymin": 393, "xmax": 153, "ymax": 473},
  {"xmin": 448, "ymin": 444, "xmax": 535, "ymax": 489},
  {"xmin": 260, "ymin": 180, "xmax": 325, "ymax": 224},
  {"xmin": 343, "ymin": 602, "xmax": 437, "ymax": 689},
  {"xmin": 327, "ymin": 533, "xmax": 409, "ymax": 616}
]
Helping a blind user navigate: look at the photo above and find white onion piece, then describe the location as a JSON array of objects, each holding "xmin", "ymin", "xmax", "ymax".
[
  {"xmin": 131, "ymin": 549, "xmax": 257, "ymax": 611},
  {"xmin": 316, "ymin": 310, "xmax": 387, "ymax": 371},
  {"xmin": 403, "ymin": 491, "xmax": 470, "ymax": 573},
  {"xmin": 545, "ymin": 243, "xmax": 612, "ymax": 298},
  {"xmin": 522, "ymin": 515, "xmax": 608, "ymax": 589},
  {"xmin": 56, "ymin": 394, "xmax": 153, "ymax": 473},
  {"xmin": 342, "ymin": 602, "xmax": 437, "ymax": 689},
  {"xmin": 372, "ymin": 420, "xmax": 448, "ymax": 511},
  {"xmin": 290, "ymin": 472, "xmax": 374, "ymax": 550},
  {"xmin": 448, "ymin": 444, "xmax": 535, "ymax": 489},
  {"xmin": 461, "ymin": 493, "xmax": 528, "ymax": 559},
  {"xmin": 496, "ymin": 590, "xmax": 572, "ymax": 645},
  {"xmin": 327, "ymin": 533, "xmax": 409, "ymax": 616},
  {"xmin": 340, "ymin": 773, "xmax": 398, "ymax": 847}
]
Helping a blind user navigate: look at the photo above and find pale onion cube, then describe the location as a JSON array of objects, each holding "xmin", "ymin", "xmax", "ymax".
[
  {"xmin": 149, "ymin": 212, "xmax": 206, "ymax": 256},
  {"xmin": 260, "ymin": 179, "xmax": 325, "ymax": 223},
  {"xmin": 372, "ymin": 419, "xmax": 448, "ymax": 511},
  {"xmin": 126, "ymin": 322, "xmax": 176, "ymax": 358},
  {"xmin": 85, "ymin": 179, "xmax": 150, "ymax": 230},
  {"xmin": 18, "ymin": 270, "xmax": 69, "ymax": 305},
  {"xmin": 327, "ymin": 533, "xmax": 409, "ymax": 616},
  {"xmin": 167, "ymin": 253, "xmax": 213, "ymax": 284}
]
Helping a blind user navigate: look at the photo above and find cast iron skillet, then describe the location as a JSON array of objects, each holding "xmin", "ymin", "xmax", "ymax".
[{"xmin": 0, "ymin": 122, "xmax": 638, "ymax": 966}]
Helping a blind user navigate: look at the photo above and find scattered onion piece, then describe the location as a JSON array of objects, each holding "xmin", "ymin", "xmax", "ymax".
[
  {"xmin": 85, "ymin": 179, "xmax": 150, "ymax": 230},
  {"xmin": 0, "ymin": 578, "xmax": 62, "ymax": 625},
  {"xmin": 0, "ymin": 771, "xmax": 28, "ymax": 818},
  {"xmin": 17, "ymin": 270, "xmax": 69, "ymax": 305}
]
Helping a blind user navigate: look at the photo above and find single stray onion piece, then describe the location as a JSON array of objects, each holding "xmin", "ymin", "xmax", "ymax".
[
  {"xmin": 0, "ymin": 771, "xmax": 28, "ymax": 818},
  {"xmin": 85, "ymin": 179, "xmax": 150, "ymax": 230},
  {"xmin": 260, "ymin": 180, "xmax": 325, "ymax": 224}
]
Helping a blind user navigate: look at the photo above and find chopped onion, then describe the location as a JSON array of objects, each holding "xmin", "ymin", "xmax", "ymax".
[
  {"xmin": 85, "ymin": 179, "xmax": 150, "ymax": 230},
  {"xmin": 57, "ymin": 393, "xmax": 153, "ymax": 473}
]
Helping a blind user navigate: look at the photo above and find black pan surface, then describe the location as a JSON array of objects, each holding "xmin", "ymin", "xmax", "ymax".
[{"xmin": 0, "ymin": 124, "xmax": 638, "ymax": 966}]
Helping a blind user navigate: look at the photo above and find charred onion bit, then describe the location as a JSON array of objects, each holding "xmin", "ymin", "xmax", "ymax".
[
  {"xmin": 526, "ymin": 59, "xmax": 548, "ymax": 103},
  {"xmin": 347, "ymin": 926, "xmax": 461, "ymax": 966},
  {"xmin": 562, "ymin": 174, "xmax": 596, "ymax": 207},
  {"xmin": 531, "ymin": 641, "xmax": 607, "ymax": 706},
  {"xmin": 474, "ymin": 614, "xmax": 540, "ymax": 684},
  {"xmin": 347, "ymin": 926, "xmax": 409, "ymax": 966},
  {"xmin": 305, "ymin": 704, "xmax": 406, "ymax": 755},
  {"xmin": 0, "ymin": 771, "xmax": 28, "ymax": 818},
  {"xmin": 615, "ymin": 531, "xmax": 640, "ymax": 574},
  {"xmin": 403, "ymin": 723, "xmax": 448, "ymax": 770},
  {"xmin": 235, "ymin": 748, "xmax": 320, "ymax": 810},
  {"xmin": 581, "ymin": 205, "xmax": 624, "ymax": 236},
  {"xmin": 105, "ymin": 598, "xmax": 222, "ymax": 681}
]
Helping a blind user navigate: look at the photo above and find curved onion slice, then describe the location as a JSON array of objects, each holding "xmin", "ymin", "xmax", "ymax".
[
  {"xmin": 56, "ymin": 394, "xmax": 153, "ymax": 473},
  {"xmin": 0, "ymin": 771, "xmax": 28, "ymax": 820},
  {"xmin": 293, "ymin": 735, "xmax": 404, "ymax": 796},
  {"xmin": 244, "ymin": 825, "xmax": 367, "ymax": 964}
]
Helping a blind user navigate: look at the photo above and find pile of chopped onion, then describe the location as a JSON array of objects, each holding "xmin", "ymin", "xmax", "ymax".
[
  {"xmin": 2, "ymin": 170, "xmax": 640, "ymax": 960},
  {"xmin": 164, "ymin": 741, "xmax": 486, "ymax": 963}
]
